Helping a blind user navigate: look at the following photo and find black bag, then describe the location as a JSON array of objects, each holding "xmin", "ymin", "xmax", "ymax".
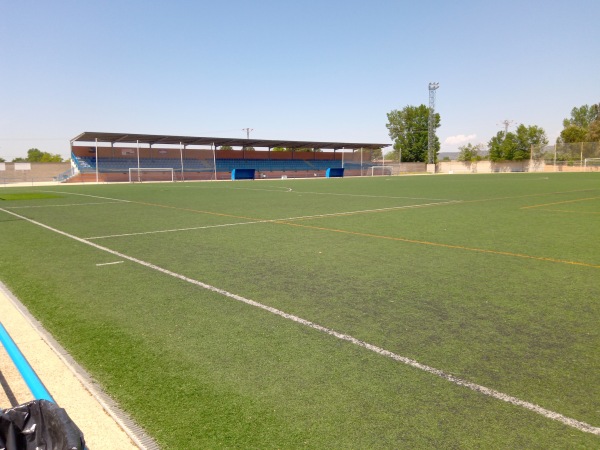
[{"xmin": 0, "ymin": 399, "xmax": 85, "ymax": 450}]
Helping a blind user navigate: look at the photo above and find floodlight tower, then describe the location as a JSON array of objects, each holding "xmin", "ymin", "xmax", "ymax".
[{"xmin": 428, "ymin": 82, "xmax": 439, "ymax": 164}]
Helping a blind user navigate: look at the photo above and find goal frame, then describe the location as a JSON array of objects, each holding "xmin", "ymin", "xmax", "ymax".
[
  {"xmin": 128, "ymin": 167, "xmax": 175, "ymax": 183},
  {"xmin": 584, "ymin": 158, "xmax": 600, "ymax": 167},
  {"xmin": 369, "ymin": 165, "xmax": 394, "ymax": 176}
]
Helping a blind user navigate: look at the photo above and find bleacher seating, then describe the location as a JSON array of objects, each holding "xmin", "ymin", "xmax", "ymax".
[{"xmin": 68, "ymin": 152, "xmax": 374, "ymax": 182}]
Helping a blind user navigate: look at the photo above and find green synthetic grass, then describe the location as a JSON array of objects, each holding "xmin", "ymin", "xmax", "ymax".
[
  {"xmin": 0, "ymin": 173, "xmax": 599, "ymax": 448},
  {"xmin": 0, "ymin": 192, "xmax": 63, "ymax": 201}
]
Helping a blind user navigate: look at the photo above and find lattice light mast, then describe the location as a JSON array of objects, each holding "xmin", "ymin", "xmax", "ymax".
[{"xmin": 428, "ymin": 82, "xmax": 439, "ymax": 164}]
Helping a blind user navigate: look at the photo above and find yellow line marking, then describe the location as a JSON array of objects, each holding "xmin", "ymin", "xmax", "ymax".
[
  {"xmin": 275, "ymin": 221, "xmax": 600, "ymax": 269},
  {"xmin": 131, "ymin": 200, "xmax": 258, "ymax": 221},
  {"xmin": 463, "ymin": 188, "xmax": 599, "ymax": 204},
  {"xmin": 521, "ymin": 196, "xmax": 600, "ymax": 210},
  {"xmin": 541, "ymin": 209, "xmax": 600, "ymax": 215},
  {"xmin": 41, "ymin": 189, "xmax": 600, "ymax": 269}
]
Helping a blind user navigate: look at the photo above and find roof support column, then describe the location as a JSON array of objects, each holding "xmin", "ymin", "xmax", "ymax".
[
  {"xmin": 212, "ymin": 143, "xmax": 217, "ymax": 181},
  {"xmin": 180, "ymin": 142, "xmax": 185, "ymax": 182},
  {"xmin": 95, "ymin": 138, "xmax": 99, "ymax": 183}
]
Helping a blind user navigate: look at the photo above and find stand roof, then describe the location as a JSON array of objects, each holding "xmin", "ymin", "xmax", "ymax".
[{"xmin": 71, "ymin": 132, "xmax": 389, "ymax": 150}]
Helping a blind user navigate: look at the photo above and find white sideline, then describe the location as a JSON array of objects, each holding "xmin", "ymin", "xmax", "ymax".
[
  {"xmin": 1, "ymin": 205, "xmax": 599, "ymax": 436},
  {"xmin": 85, "ymin": 200, "xmax": 460, "ymax": 240}
]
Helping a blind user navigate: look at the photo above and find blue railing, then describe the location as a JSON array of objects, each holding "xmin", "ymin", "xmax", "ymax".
[{"xmin": 0, "ymin": 322, "xmax": 55, "ymax": 402}]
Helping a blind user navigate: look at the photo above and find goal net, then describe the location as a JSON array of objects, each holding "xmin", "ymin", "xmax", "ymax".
[
  {"xmin": 129, "ymin": 168, "xmax": 175, "ymax": 183},
  {"xmin": 369, "ymin": 165, "xmax": 394, "ymax": 176}
]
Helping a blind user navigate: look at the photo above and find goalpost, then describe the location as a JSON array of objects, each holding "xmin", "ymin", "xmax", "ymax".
[
  {"xmin": 584, "ymin": 158, "xmax": 600, "ymax": 170},
  {"xmin": 128, "ymin": 168, "xmax": 175, "ymax": 183},
  {"xmin": 369, "ymin": 165, "xmax": 394, "ymax": 176}
]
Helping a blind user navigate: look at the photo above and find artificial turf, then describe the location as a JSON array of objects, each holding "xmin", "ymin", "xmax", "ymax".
[{"xmin": 0, "ymin": 173, "xmax": 598, "ymax": 448}]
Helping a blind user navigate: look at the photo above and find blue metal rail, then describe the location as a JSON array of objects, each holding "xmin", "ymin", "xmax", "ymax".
[{"xmin": 0, "ymin": 321, "xmax": 55, "ymax": 403}]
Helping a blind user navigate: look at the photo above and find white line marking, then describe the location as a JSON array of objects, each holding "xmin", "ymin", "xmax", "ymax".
[
  {"xmin": 39, "ymin": 190, "xmax": 131, "ymax": 203},
  {"xmin": 85, "ymin": 200, "xmax": 460, "ymax": 240},
  {"xmin": 86, "ymin": 221, "xmax": 266, "ymax": 240},
  {"xmin": 199, "ymin": 185, "xmax": 452, "ymax": 201},
  {"xmin": 4, "ymin": 201, "xmax": 124, "ymax": 209},
  {"xmin": 288, "ymin": 190, "xmax": 454, "ymax": 201},
  {"xmin": 96, "ymin": 261, "xmax": 124, "ymax": 266},
  {"xmin": 278, "ymin": 201, "xmax": 461, "ymax": 221},
  {"xmin": 219, "ymin": 186, "xmax": 294, "ymax": 193},
  {"xmin": 2, "ymin": 205, "xmax": 599, "ymax": 436}
]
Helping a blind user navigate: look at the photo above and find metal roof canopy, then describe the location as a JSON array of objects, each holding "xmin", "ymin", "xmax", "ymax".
[{"xmin": 71, "ymin": 132, "xmax": 389, "ymax": 150}]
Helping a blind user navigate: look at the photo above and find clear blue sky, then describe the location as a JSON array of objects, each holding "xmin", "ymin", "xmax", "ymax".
[{"xmin": 1, "ymin": 0, "xmax": 599, "ymax": 160}]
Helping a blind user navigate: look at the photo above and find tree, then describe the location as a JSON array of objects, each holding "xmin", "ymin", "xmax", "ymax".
[
  {"xmin": 386, "ymin": 105, "xmax": 440, "ymax": 162},
  {"xmin": 219, "ymin": 145, "xmax": 233, "ymax": 151},
  {"xmin": 488, "ymin": 124, "xmax": 547, "ymax": 161},
  {"xmin": 457, "ymin": 143, "xmax": 484, "ymax": 162},
  {"xmin": 13, "ymin": 148, "xmax": 64, "ymax": 162},
  {"xmin": 488, "ymin": 131, "xmax": 517, "ymax": 162},
  {"xmin": 370, "ymin": 148, "xmax": 382, "ymax": 161},
  {"xmin": 383, "ymin": 150, "xmax": 398, "ymax": 161},
  {"xmin": 0, "ymin": 157, "xmax": 5, "ymax": 162},
  {"xmin": 291, "ymin": 147, "xmax": 321, "ymax": 152},
  {"xmin": 560, "ymin": 125, "xmax": 588, "ymax": 143},
  {"xmin": 587, "ymin": 119, "xmax": 600, "ymax": 142},
  {"xmin": 513, "ymin": 124, "xmax": 547, "ymax": 160},
  {"xmin": 563, "ymin": 104, "xmax": 598, "ymax": 129},
  {"xmin": 558, "ymin": 104, "xmax": 599, "ymax": 143}
]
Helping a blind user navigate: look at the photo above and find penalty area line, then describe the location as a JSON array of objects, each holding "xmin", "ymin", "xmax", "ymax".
[
  {"xmin": 96, "ymin": 261, "xmax": 124, "ymax": 266},
  {"xmin": 1, "ymin": 206, "xmax": 599, "ymax": 436}
]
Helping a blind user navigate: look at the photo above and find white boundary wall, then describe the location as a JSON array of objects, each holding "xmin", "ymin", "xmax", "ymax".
[{"xmin": 437, "ymin": 160, "xmax": 543, "ymax": 174}]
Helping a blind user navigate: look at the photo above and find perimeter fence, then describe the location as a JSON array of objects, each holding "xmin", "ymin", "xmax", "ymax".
[{"xmin": 531, "ymin": 142, "xmax": 600, "ymax": 171}]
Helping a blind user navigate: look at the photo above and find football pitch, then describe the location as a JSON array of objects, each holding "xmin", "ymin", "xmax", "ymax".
[{"xmin": 0, "ymin": 173, "xmax": 599, "ymax": 448}]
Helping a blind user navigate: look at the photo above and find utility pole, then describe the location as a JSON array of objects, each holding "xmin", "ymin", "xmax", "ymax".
[
  {"xmin": 428, "ymin": 82, "xmax": 439, "ymax": 164},
  {"xmin": 497, "ymin": 120, "xmax": 514, "ymax": 137},
  {"xmin": 242, "ymin": 128, "xmax": 253, "ymax": 139}
]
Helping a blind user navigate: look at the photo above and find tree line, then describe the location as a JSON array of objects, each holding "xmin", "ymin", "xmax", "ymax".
[
  {"xmin": 2, "ymin": 103, "xmax": 597, "ymax": 164},
  {"xmin": 0, "ymin": 148, "xmax": 65, "ymax": 163},
  {"xmin": 385, "ymin": 102, "xmax": 600, "ymax": 163}
]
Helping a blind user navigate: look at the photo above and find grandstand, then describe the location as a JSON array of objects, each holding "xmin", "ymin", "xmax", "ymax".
[{"xmin": 67, "ymin": 132, "xmax": 388, "ymax": 182}]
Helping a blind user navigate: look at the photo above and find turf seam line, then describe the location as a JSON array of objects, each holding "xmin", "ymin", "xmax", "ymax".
[{"xmin": 2, "ymin": 206, "xmax": 599, "ymax": 437}]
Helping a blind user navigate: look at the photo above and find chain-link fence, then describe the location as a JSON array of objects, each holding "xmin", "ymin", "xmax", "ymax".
[{"xmin": 531, "ymin": 142, "xmax": 600, "ymax": 171}]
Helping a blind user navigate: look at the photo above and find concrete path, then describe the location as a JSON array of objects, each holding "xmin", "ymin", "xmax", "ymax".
[{"xmin": 0, "ymin": 282, "xmax": 157, "ymax": 449}]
